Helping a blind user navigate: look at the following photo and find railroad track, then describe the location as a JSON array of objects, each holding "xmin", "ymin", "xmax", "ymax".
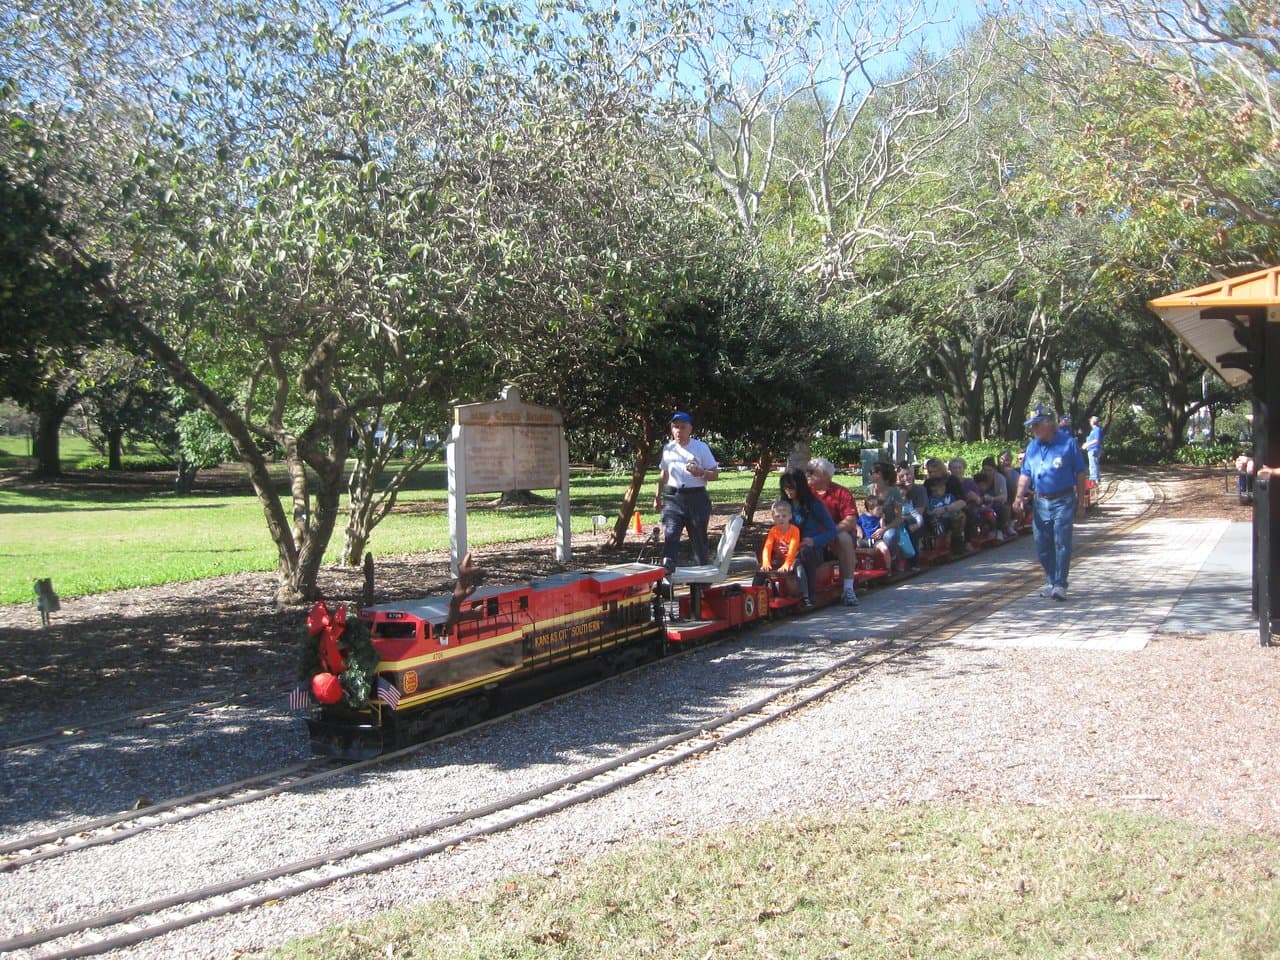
[
  {"xmin": 0, "ymin": 759, "xmax": 336, "ymax": 872},
  {"xmin": 0, "ymin": 479, "xmax": 1160, "ymax": 960}
]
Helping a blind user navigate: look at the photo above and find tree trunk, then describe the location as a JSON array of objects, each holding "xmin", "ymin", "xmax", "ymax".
[
  {"xmin": 341, "ymin": 442, "xmax": 377, "ymax": 567},
  {"xmin": 497, "ymin": 489, "xmax": 545, "ymax": 505},
  {"xmin": 284, "ymin": 472, "xmax": 343, "ymax": 605},
  {"xmin": 81, "ymin": 253, "xmax": 319, "ymax": 599},
  {"xmin": 31, "ymin": 404, "xmax": 66, "ymax": 479},
  {"xmin": 741, "ymin": 442, "xmax": 775, "ymax": 522},
  {"xmin": 611, "ymin": 445, "xmax": 650, "ymax": 547},
  {"xmin": 175, "ymin": 458, "xmax": 199, "ymax": 494},
  {"xmin": 113, "ymin": 308, "xmax": 301, "ymax": 596},
  {"xmin": 341, "ymin": 429, "xmax": 429, "ymax": 567},
  {"xmin": 106, "ymin": 428, "xmax": 125, "ymax": 470},
  {"xmin": 341, "ymin": 520, "xmax": 371, "ymax": 571}
]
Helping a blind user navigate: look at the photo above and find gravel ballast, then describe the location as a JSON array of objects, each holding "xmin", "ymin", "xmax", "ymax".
[{"xmin": 0, "ymin": 475, "xmax": 1274, "ymax": 959}]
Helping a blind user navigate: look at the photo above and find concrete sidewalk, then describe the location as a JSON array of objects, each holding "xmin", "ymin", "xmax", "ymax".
[
  {"xmin": 950, "ymin": 518, "xmax": 1249, "ymax": 652},
  {"xmin": 773, "ymin": 478, "xmax": 1256, "ymax": 652}
]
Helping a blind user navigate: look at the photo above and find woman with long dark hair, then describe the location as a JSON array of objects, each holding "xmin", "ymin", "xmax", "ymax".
[
  {"xmin": 869, "ymin": 460, "xmax": 915, "ymax": 568},
  {"xmin": 778, "ymin": 467, "xmax": 838, "ymax": 607}
]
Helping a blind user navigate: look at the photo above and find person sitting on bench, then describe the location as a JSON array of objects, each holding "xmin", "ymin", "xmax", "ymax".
[{"xmin": 753, "ymin": 499, "xmax": 802, "ymax": 596}]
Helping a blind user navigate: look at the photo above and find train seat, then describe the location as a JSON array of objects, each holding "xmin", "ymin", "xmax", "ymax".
[
  {"xmin": 669, "ymin": 514, "xmax": 747, "ymax": 587},
  {"xmin": 853, "ymin": 546, "xmax": 890, "ymax": 586},
  {"xmin": 669, "ymin": 515, "xmax": 750, "ymax": 620}
]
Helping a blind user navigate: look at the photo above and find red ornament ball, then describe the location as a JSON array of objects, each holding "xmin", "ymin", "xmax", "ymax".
[{"xmin": 311, "ymin": 672, "xmax": 344, "ymax": 704}]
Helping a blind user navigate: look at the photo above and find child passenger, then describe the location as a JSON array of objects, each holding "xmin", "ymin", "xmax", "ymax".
[
  {"xmin": 926, "ymin": 474, "xmax": 964, "ymax": 539},
  {"xmin": 856, "ymin": 496, "xmax": 893, "ymax": 569},
  {"xmin": 856, "ymin": 497, "xmax": 881, "ymax": 544},
  {"xmin": 754, "ymin": 499, "xmax": 802, "ymax": 595}
]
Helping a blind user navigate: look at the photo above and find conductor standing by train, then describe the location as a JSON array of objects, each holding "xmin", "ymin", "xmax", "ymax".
[
  {"xmin": 1013, "ymin": 406, "xmax": 1087, "ymax": 602},
  {"xmin": 653, "ymin": 411, "xmax": 720, "ymax": 572}
]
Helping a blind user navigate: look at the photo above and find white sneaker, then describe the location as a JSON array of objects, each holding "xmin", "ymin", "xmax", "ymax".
[
  {"xmin": 1051, "ymin": 586, "xmax": 1066, "ymax": 601},
  {"xmin": 994, "ymin": 530, "xmax": 1006, "ymax": 543},
  {"xmin": 1039, "ymin": 584, "xmax": 1054, "ymax": 598}
]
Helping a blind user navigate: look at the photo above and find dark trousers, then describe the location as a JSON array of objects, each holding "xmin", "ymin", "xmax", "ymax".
[
  {"xmin": 795, "ymin": 543, "xmax": 821, "ymax": 603},
  {"xmin": 661, "ymin": 487, "xmax": 712, "ymax": 567}
]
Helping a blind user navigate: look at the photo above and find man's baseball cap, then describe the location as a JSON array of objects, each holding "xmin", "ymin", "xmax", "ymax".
[
  {"xmin": 1024, "ymin": 405, "xmax": 1056, "ymax": 427},
  {"xmin": 670, "ymin": 411, "xmax": 692, "ymax": 424}
]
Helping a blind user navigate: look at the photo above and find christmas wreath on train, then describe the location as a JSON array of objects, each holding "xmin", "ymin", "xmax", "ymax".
[{"xmin": 296, "ymin": 601, "xmax": 379, "ymax": 708}]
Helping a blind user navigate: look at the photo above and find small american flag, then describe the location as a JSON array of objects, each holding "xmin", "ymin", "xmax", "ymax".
[
  {"xmin": 375, "ymin": 677, "xmax": 401, "ymax": 709},
  {"xmin": 287, "ymin": 685, "xmax": 314, "ymax": 712}
]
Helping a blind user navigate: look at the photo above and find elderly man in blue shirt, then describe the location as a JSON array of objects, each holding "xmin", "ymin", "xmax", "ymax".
[{"xmin": 1012, "ymin": 406, "xmax": 1088, "ymax": 601}]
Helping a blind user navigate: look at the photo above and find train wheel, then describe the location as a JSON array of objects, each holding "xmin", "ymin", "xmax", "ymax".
[{"xmin": 463, "ymin": 693, "xmax": 490, "ymax": 726}]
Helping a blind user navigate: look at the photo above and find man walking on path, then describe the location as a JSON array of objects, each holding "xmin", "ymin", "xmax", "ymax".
[
  {"xmin": 1083, "ymin": 415, "xmax": 1104, "ymax": 483},
  {"xmin": 1013, "ymin": 406, "xmax": 1087, "ymax": 601}
]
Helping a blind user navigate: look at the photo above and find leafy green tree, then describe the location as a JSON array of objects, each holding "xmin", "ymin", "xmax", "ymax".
[
  {"xmin": 1048, "ymin": 0, "xmax": 1280, "ymax": 239},
  {"xmin": 0, "ymin": 165, "xmax": 111, "ymax": 477},
  {"xmin": 702, "ymin": 266, "xmax": 889, "ymax": 518},
  {"xmin": 73, "ymin": 346, "xmax": 176, "ymax": 470},
  {"xmin": 1002, "ymin": 10, "xmax": 1280, "ymax": 445},
  {"xmin": 2, "ymin": 0, "xmax": 714, "ymax": 599},
  {"xmin": 173, "ymin": 404, "xmax": 236, "ymax": 493},
  {"xmin": 672, "ymin": 0, "xmax": 997, "ymax": 292}
]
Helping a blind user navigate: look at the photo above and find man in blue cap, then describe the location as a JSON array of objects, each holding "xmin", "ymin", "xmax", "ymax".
[
  {"xmin": 1012, "ymin": 405, "xmax": 1087, "ymax": 601},
  {"xmin": 653, "ymin": 411, "xmax": 720, "ymax": 571}
]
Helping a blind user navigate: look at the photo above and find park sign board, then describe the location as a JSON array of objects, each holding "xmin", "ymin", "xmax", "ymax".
[{"xmin": 446, "ymin": 385, "xmax": 571, "ymax": 574}]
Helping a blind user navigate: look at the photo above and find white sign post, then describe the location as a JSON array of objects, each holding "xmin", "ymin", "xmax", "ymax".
[{"xmin": 447, "ymin": 385, "xmax": 571, "ymax": 574}]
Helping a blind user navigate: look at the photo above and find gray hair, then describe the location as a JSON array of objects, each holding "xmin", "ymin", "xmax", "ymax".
[
  {"xmin": 771, "ymin": 499, "xmax": 793, "ymax": 516},
  {"xmin": 807, "ymin": 456, "xmax": 836, "ymax": 479}
]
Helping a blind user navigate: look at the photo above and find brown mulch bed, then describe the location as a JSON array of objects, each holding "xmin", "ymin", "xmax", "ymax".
[{"xmin": 0, "ymin": 464, "xmax": 1256, "ymax": 731}]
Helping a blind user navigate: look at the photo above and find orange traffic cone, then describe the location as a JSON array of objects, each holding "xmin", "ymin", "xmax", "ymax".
[{"xmin": 632, "ymin": 510, "xmax": 643, "ymax": 535}]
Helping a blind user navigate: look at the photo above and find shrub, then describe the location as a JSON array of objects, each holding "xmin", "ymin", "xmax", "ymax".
[
  {"xmin": 810, "ymin": 436, "xmax": 870, "ymax": 469},
  {"xmin": 1174, "ymin": 442, "xmax": 1238, "ymax": 466},
  {"xmin": 915, "ymin": 438, "xmax": 1011, "ymax": 470},
  {"xmin": 81, "ymin": 453, "xmax": 176, "ymax": 471},
  {"xmin": 176, "ymin": 409, "xmax": 235, "ymax": 469},
  {"xmin": 1107, "ymin": 436, "xmax": 1168, "ymax": 465}
]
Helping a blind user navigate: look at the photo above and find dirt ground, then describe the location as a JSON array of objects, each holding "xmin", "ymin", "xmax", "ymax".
[{"xmin": 0, "ymin": 463, "xmax": 1255, "ymax": 728}]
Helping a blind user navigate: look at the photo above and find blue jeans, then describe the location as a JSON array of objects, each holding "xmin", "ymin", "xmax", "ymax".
[
  {"xmin": 1087, "ymin": 451, "xmax": 1100, "ymax": 483},
  {"xmin": 1033, "ymin": 493, "xmax": 1076, "ymax": 589}
]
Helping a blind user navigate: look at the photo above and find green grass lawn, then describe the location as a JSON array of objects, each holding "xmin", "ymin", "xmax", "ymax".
[
  {"xmin": 264, "ymin": 804, "xmax": 1280, "ymax": 960},
  {"xmin": 0, "ymin": 434, "xmax": 110, "ymax": 470},
  {"xmin": 0, "ymin": 462, "xmax": 765, "ymax": 604}
]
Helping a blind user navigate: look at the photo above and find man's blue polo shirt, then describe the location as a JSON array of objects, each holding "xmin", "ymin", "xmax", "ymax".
[{"xmin": 1021, "ymin": 428, "xmax": 1087, "ymax": 497}]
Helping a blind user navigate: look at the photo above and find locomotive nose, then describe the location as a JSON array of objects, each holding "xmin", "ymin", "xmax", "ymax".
[{"xmin": 306, "ymin": 717, "xmax": 384, "ymax": 761}]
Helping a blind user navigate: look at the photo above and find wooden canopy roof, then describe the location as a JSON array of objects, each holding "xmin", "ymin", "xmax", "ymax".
[{"xmin": 1147, "ymin": 265, "xmax": 1280, "ymax": 389}]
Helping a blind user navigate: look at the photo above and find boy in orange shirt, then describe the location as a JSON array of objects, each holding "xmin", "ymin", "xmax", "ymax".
[{"xmin": 754, "ymin": 499, "xmax": 802, "ymax": 594}]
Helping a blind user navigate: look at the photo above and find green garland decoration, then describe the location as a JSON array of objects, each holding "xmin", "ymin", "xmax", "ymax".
[{"xmin": 297, "ymin": 605, "xmax": 381, "ymax": 709}]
